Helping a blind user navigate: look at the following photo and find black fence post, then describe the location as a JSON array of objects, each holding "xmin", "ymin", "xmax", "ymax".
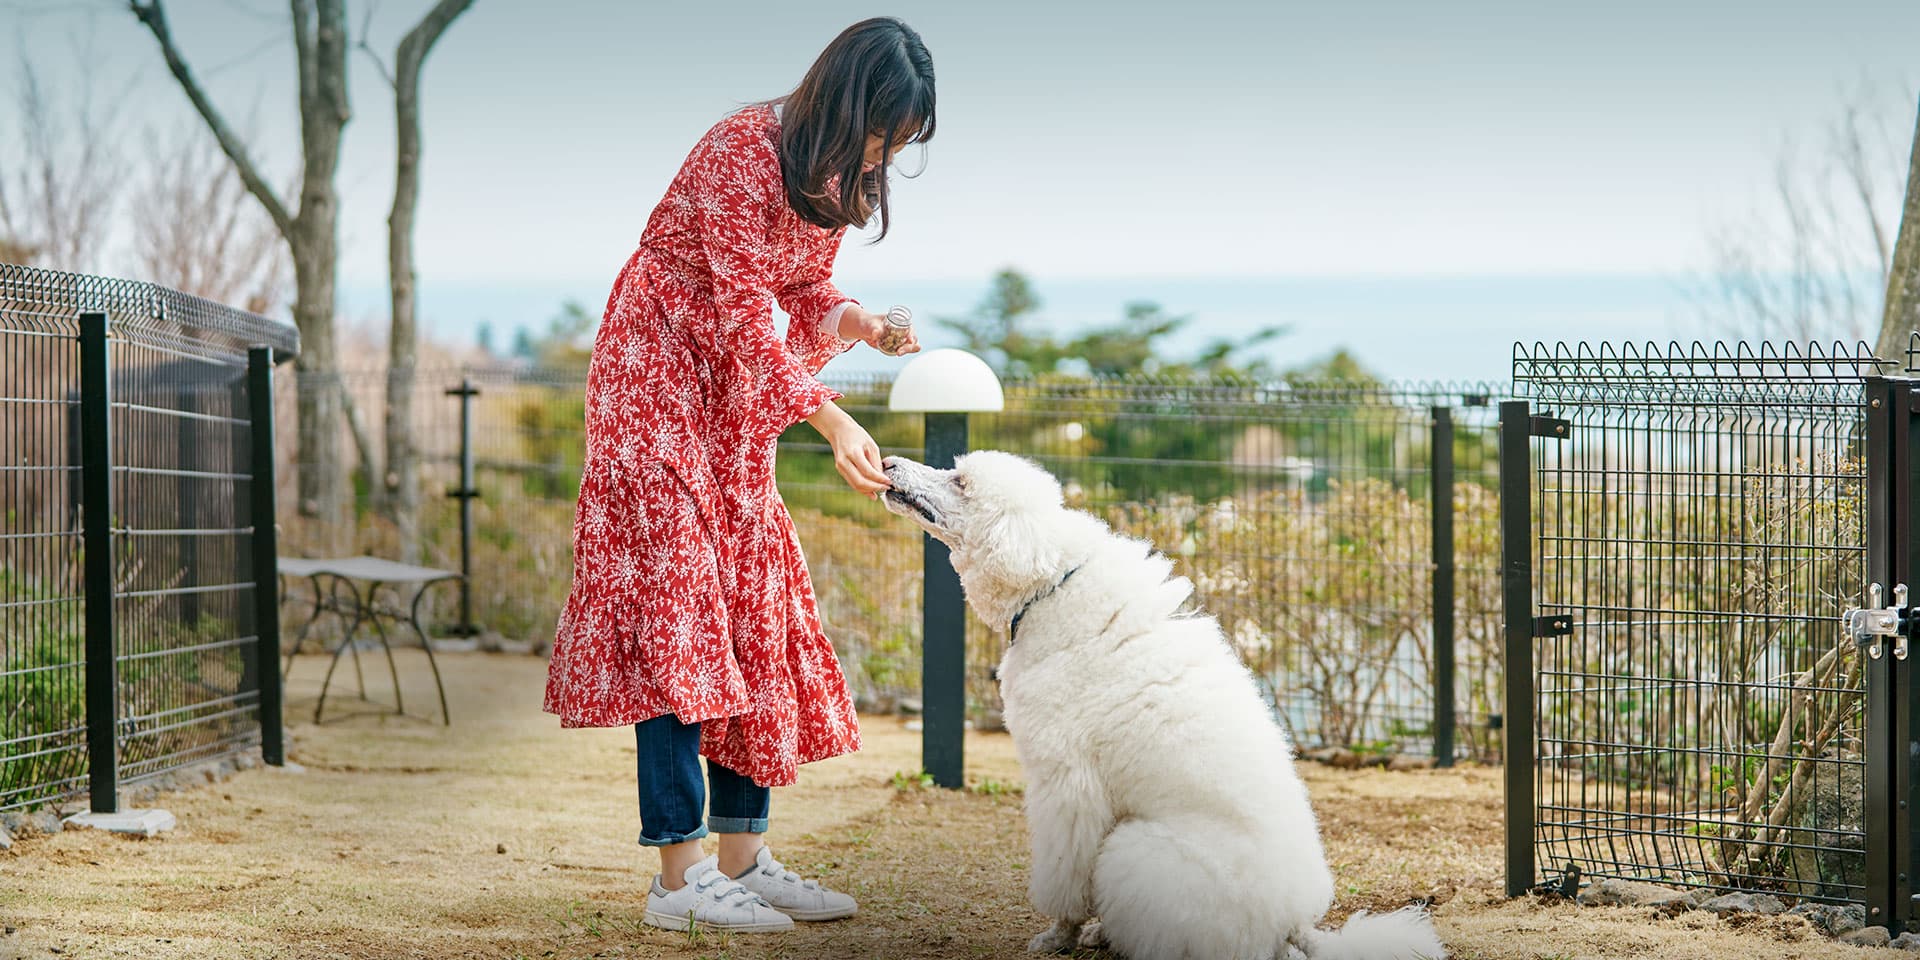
[
  {"xmin": 445, "ymin": 377, "xmax": 480, "ymax": 637},
  {"xmin": 923, "ymin": 411, "xmax": 968, "ymax": 790},
  {"xmin": 1431, "ymin": 405, "xmax": 1456, "ymax": 767},
  {"xmin": 1893, "ymin": 377, "xmax": 1919, "ymax": 934},
  {"xmin": 249, "ymin": 347, "xmax": 285, "ymax": 766},
  {"xmin": 1863, "ymin": 377, "xmax": 1899, "ymax": 929},
  {"xmin": 79, "ymin": 311, "xmax": 118, "ymax": 814},
  {"xmin": 1498, "ymin": 399, "xmax": 1535, "ymax": 897}
]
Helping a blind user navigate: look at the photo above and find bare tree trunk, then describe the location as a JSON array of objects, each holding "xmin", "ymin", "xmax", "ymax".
[
  {"xmin": 131, "ymin": 0, "xmax": 353, "ymax": 549},
  {"xmin": 1879, "ymin": 91, "xmax": 1920, "ymax": 364},
  {"xmin": 378, "ymin": 0, "xmax": 474, "ymax": 562}
]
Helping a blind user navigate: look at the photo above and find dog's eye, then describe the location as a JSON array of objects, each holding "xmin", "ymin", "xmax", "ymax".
[{"xmin": 951, "ymin": 476, "xmax": 967, "ymax": 492}]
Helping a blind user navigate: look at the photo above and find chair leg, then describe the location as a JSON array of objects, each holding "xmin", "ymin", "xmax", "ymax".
[{"xmin": 410, "ymin": 584, "xmax": 451, "ymax": 726}]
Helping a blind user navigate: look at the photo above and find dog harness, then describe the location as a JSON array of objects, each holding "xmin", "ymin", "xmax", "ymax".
[{"xmin": 1009, "ymin": 566, "xmax": 1082, "ymax": 645}]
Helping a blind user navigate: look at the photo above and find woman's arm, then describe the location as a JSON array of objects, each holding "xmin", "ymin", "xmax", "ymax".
[
  {"xmin": 778, "ymin": 246, "xmax": 920, "ymax": 366},
  {"xmin": 780, "ymin": 255, "xmax": 861, "ymax": 373},
  {"xmin": 689, "ymin": 122, "xmax": 842, "ymax": 441}
]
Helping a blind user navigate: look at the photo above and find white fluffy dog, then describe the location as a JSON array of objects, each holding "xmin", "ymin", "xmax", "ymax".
[{"xmin": 880, "ymin": 450, "xmax": 1445, "ymax": 960}]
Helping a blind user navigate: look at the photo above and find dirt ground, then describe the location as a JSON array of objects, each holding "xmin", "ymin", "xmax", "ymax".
[{"xmin": 0, "ymin": 652, "xmax": 1907, "ymax": 960}]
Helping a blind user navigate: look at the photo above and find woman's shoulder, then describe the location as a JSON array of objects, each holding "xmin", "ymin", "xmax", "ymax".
[{"xmin": 698, "ymin": 103, "xmax": 780, "ymax": 159}]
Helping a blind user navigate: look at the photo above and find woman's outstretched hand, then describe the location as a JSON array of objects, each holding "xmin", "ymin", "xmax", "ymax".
[
  {"xmin": 839, "ymin": 305, "xmax": 921, "ymax": 357},
  {"xmin": 808, "ymin": 401, "xmax": 890, "ymax": 496}
]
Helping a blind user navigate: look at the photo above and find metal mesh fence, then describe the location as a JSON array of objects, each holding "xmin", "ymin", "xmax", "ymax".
[
  {"xmin": 330, "ymin": 365, "xmax": 1498, "ymax": 759},
  {"xmin": 965, "ymin": 379, "xmax": 1502, "ymax": 757},
  {"xmin": 1514, "ymin": 340, "xmax": 1877, "ymax": 903},
  {"xmin": 278, "ymin": 367, "xmax": 592, "ymax": 647},
  {"xmin": 0, "ymin": 262, "xmax": 295, "ymax": 811},
  {"xmin": 0, "ymin": 270, "xmax": 88, "ymax": 811},
  {"xmin": 109, "ymin": 315, "xmax": 268, "ymax": 786}
]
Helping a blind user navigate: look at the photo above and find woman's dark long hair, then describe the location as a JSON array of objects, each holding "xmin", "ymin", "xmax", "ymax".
[{"xmin": 774, "ymin": 17, "xmax": 935, "ymax": 241}]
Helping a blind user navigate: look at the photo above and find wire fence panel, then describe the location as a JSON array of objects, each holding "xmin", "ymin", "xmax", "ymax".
[
  {"xmin": 0, "ymin": 262, "xmax": 295, "ymax": 812},
  {"xmin": 108, "ymin": 316, "xmax": 264, "ymax": 788},
  {"xmin": 340, "ymin": 364, "xmax": 1501, "ymax": 761},
  {"xmin": 1516, "ymin": 340, "xmax": 1877, "ymax": 904},
  {"xmin": 967, "ymin": 378, "xmax": 1501, "ymax": 757},
  {"xmin": 0, "ymin": 268, "xmax": 88, "ymax": 812}
]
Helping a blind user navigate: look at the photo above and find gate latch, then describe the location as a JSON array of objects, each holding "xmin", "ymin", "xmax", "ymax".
[{"xmin": 1843, "ymin": 582, "xmax": 1911, "ymax": 661}]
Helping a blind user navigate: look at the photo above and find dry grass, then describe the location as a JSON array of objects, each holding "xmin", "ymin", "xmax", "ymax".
[{"xmin": 0, "ymin": 654, "xmax": 1907, "ymax": 960}]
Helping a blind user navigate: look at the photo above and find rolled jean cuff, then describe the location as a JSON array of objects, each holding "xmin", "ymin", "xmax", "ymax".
[
  {"xmin": 707, "ymin": 815, "xmax": 769, "ymax": 835},
  {"xmin": 637, "ymin": 822, "xmax": 709, "ymax": 848}
]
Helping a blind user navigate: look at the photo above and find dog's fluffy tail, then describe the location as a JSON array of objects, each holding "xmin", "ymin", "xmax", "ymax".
[{"xmin": 1293, "ymin": 907, "xmax": 1445, "ymax": 960}]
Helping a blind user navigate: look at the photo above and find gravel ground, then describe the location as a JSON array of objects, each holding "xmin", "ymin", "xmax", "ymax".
[{"xmin": 0, "ymin": 652, "xmax": 1907, "ymax": 960}]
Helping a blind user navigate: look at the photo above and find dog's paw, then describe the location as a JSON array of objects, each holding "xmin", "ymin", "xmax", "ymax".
[
  {"xmin": 1027, "ymin": 921, "xmax": 1080, "ymax": 954},
  {"xmin": 1076, "ymin": 919, "xmax": 1108, "ymax": 949}
]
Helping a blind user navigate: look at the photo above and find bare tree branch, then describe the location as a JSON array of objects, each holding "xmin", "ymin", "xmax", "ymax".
[
  {"xmin": 1836, "ymin": 97, "xmax": 1893, "ymax": 280},
  {"xmin": 131, "ymin": 128, "xmax": 289, "ymax": 312},
  {"xmin": 128, "ymin": 0, "xmax": 295, "ymax": 240},
  {"xmin": 0, "ymin": 51, "xmax": 126, "ymax": 270},
  {"xmin": 354, "ymin": 0, "xmax": 397, "ymax": 90},
  {"xmin": 1693, "ymin": 83, "xmax": 1910, "ymax": 346}
]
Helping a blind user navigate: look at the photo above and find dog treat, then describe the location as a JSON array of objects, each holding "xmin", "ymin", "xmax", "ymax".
[{"xmin": 877, "ymin": 305, "xmax": 914, "ymax": 355}]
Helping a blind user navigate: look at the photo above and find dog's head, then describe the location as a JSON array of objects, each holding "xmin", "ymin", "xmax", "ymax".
[{"xmin": 882, "ymin": 451, "xmax": 1073, "ymax": 597}]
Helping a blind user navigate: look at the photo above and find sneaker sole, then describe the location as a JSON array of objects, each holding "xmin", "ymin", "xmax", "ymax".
[
  {"xmin": 778, "ymin": 904, "xmax": 858, "ymax": 922},
  {"xmin": 641, "ymin": 909, "xmax": 794, "ymax": 933}
]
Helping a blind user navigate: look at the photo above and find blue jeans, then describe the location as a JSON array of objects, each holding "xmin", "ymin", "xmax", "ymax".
[{"xmin": 634, "ymin": 713, "xmax": 770, "ymax": 847}]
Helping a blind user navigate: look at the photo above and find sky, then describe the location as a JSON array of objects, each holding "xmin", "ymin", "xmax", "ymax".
[{"xmin": 4, "ymin": 0, "xmax": 1920, "ymax": 381}]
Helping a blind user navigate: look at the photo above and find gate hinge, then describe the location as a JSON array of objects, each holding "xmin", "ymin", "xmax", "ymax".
[
  {"xmin": 1530, "ymin": 415, "xmax": 1570, "ymax": 439},
  {"xmin": 1532, "ymin": 615, "xmax": 1572, "ymax": 637}
]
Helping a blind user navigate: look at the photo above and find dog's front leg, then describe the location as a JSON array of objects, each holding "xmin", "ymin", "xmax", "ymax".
[
  {"xmin": 1027, "ymin": 918, "xmax": 1082, "ymax": 954},
  {"xmin": 1024, "ymin": 768, "xmax": 1111, "ymax": 953}
]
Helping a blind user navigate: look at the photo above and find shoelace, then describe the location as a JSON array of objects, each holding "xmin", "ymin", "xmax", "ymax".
[
  {"xmin": 693, "ymin": 869, "xmax": 770, "ymax": 906},
  {"xmin": 759, "ymin": 855, "xmax": 820, "ymax": 890}
]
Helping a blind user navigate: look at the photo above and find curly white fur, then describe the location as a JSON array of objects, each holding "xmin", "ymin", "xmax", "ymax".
[{"xmin": 880, "ymin": 450, "xmax": 1445, "ymax": 960}]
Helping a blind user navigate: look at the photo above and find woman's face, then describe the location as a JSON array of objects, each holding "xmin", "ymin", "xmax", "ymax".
[{"xmin": 863, "ymin": 131, "xmax": 907, "ymax": 173}]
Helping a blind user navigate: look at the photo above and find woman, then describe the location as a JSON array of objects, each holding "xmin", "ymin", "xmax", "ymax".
[{"xmin": 543, "ymin": 18, "xmax": 935, "ymax": 933}]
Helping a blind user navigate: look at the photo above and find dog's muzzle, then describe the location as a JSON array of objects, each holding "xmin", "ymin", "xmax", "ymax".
[{"xmin": 883, "ymin": 486, "xmax": 939, "ymax": 525}]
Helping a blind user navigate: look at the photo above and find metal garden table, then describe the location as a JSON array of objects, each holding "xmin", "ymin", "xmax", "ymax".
[{"xmin": 278, "ymin": 555, "xmax": 456, "ymax": 725}]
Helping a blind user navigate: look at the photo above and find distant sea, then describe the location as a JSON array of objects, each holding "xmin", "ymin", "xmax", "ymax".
[{"xmin": 341, "ymin": 272, "xmax": 1713, "ymax": 386}]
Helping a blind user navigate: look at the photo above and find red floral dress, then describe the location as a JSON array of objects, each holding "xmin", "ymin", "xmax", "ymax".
[{"xmin": 543, "ymin": 105, "xmax": 863, "ymax": 788}]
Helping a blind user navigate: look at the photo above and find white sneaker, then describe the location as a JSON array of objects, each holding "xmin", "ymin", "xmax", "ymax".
[
  {"xmin": 643, "ymin": 855, "xmax": 795, "ymax": 933},
  {"xmin": 734, "ymin": 846, "xmax": 858, "ymax": 922}
]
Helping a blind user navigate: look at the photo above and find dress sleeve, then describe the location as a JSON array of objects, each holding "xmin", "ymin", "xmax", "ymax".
[
  {"xmin": 688, "ymin": 121, "xmax": 842, "ymax": 439},
  {"xmin": 779, "ymin": 235, "xmax": 859, "ymax": 375}
]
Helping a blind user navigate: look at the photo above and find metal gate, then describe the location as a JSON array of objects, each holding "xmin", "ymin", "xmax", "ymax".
[{"xmin": 1500, "ymin": 341, "xmax": 1917, "ymax": 931}]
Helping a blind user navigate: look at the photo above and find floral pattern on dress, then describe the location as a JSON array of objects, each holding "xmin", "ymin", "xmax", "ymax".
[{"xmin": 543, "ymin": 105, "xmax": 862, "ymax": 788}]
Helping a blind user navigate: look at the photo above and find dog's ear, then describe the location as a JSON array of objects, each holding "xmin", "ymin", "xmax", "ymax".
[
  {"xmin": 951, "ymin": 450, "xmax": 1071, "ymax": 588},
  {"xmin": 970, "ymin": 495, "xmax": 1068, "ymax": 588}
]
